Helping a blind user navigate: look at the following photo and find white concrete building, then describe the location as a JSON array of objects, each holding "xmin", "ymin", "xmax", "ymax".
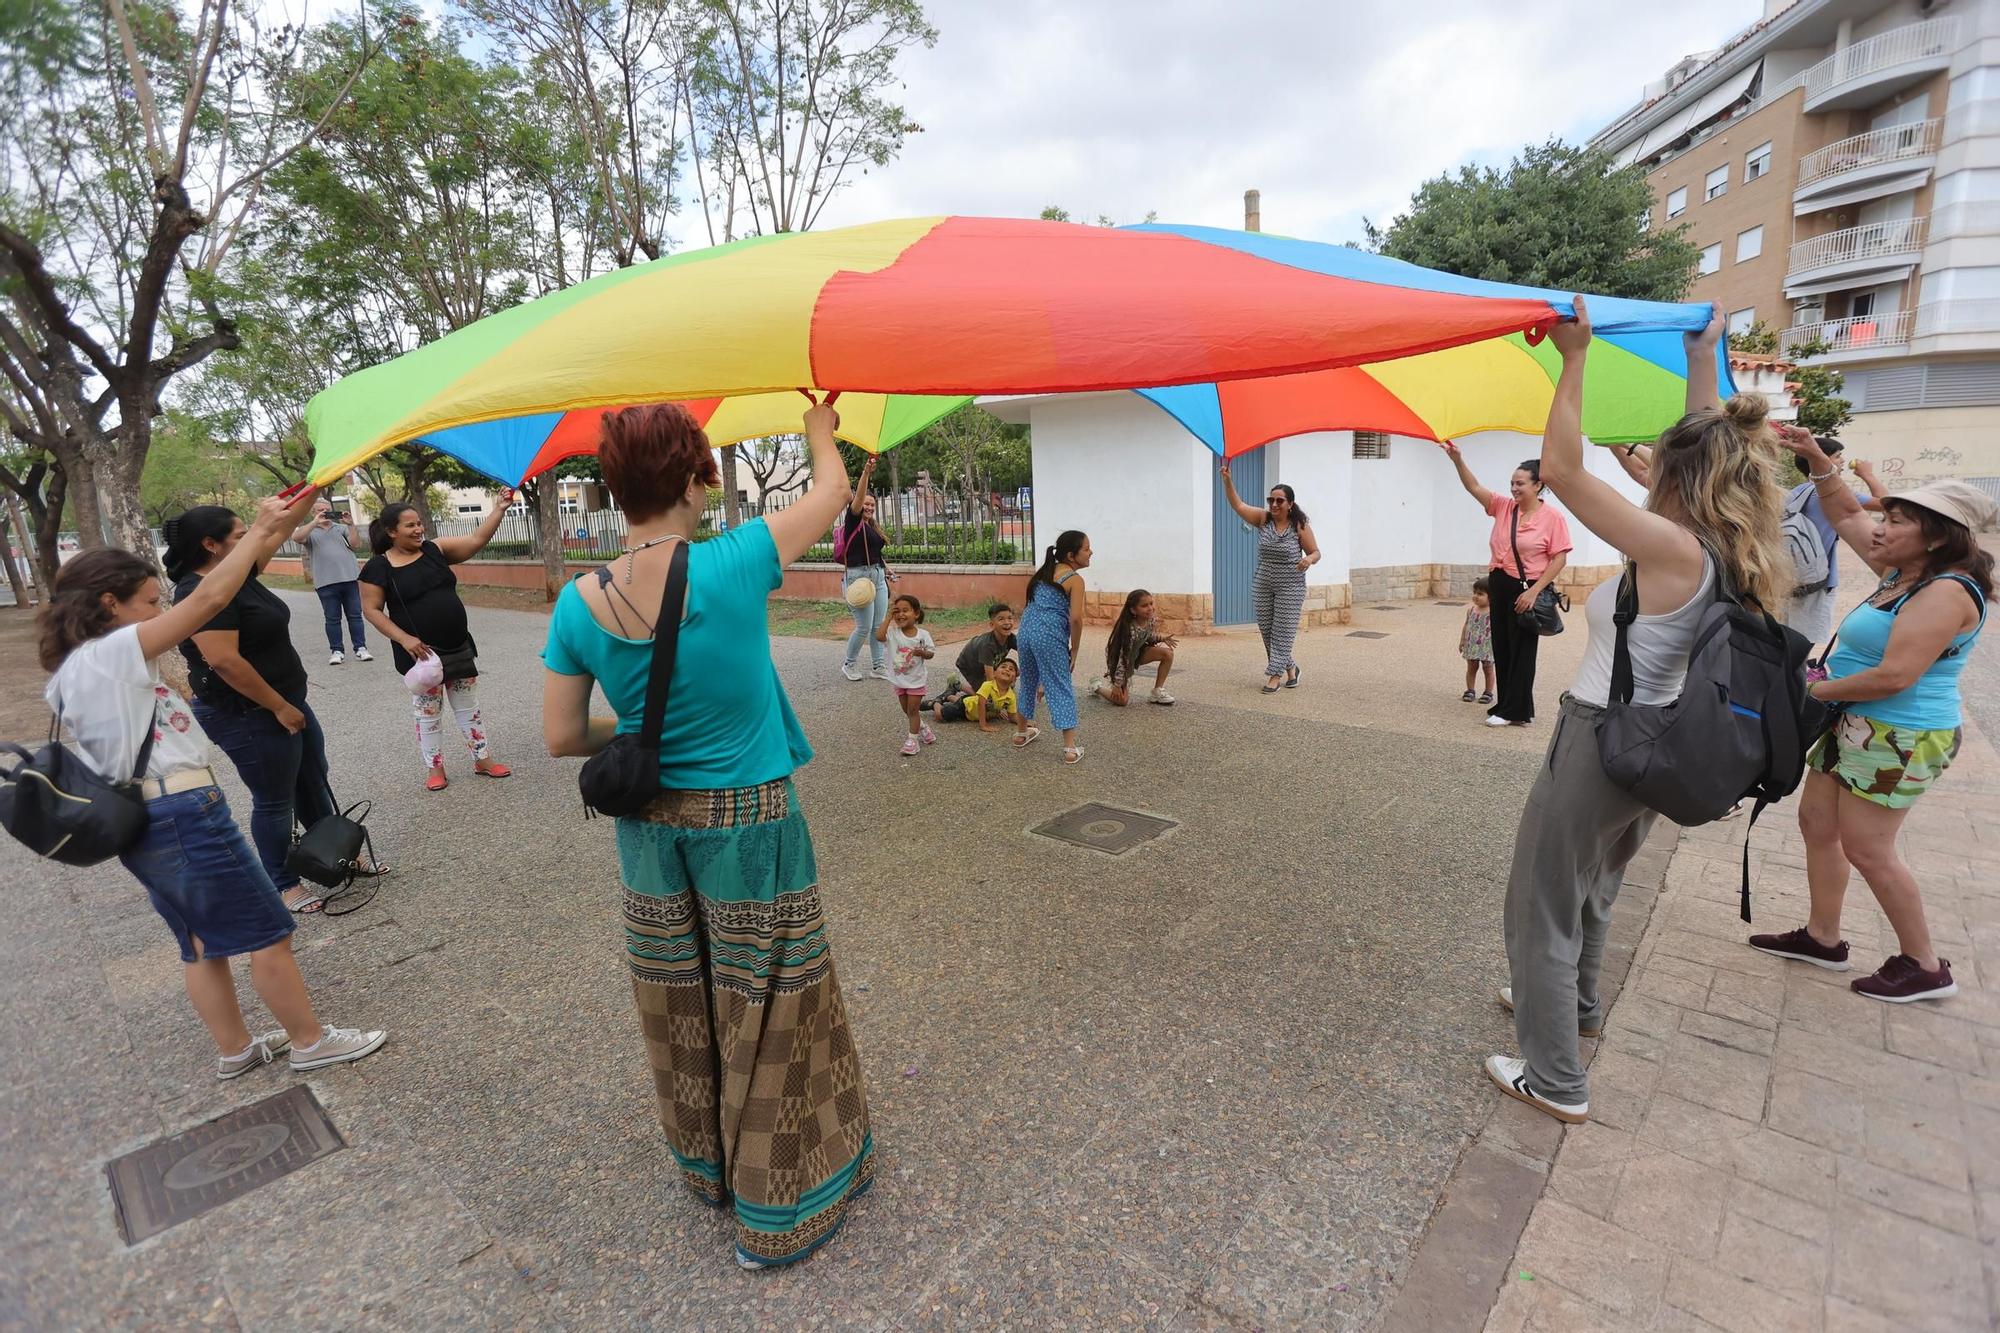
[{"xmin": 982, "ymin": 393, "xmax": 1659, "ymax": 633}]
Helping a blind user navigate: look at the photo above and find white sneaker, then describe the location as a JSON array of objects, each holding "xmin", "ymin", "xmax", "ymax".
[
  {"xmin": 217, "ymin": 1030, "xmax": 291, "ymax": 1081},
  {"xmin": 329, "ymin": 651, "xmax": 344, "ymax": 665},
  {"xmin": 841, "ymin": 662, "xmax": 863, "ymax": 681},
  {"xmin": 1484, "ymin": 1055, "xmax": 1588, "ymax": 1123},
  {"xmin": 289, "ymin": 1027, "xmax": 388, "ymax": 1072},
  {"xmin": 868, "ymin": 665, "xmax": 891, "ymax": 680},
  {"xmin": 1149, "ymin": 689, "xmax": 1175, "ymax": 706},
  {"xmin": 1485, "ymin": 715, "xmax": 1512, "ymax": 727},
  {"xmin": 354, "ymin": 647, "xmax": 373, "ymax": 662}
]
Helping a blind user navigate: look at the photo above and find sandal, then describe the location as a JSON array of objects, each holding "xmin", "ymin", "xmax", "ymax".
[
  {"xmin": 425, "ymin": 771, "xmax": 448, "ymax": 792},
  {"xmin": 474, "ymin": 761, "xmax": 512, "ymax": 779},
  {"xmin": 1285, "ymin": 665, "xmax": 1301, "ymax": 689},
  {"xmin": 283, "ymin": 887, "xmax": 326, "ymax": 915},
  {"xmin": 1462, "ymin": 689, "xmax": 1477, "ymax": 702},
  {"xmin": 1261, "ymin": 679, "xmax": 1282, "ymax": 694},
  {"xmin": 1012, "ymin": 727, "xmax": 1041, "ymax": 749},
  {"xmin": 1063, "ymin": 746, "xmax": 1085, "ymax": 765}
]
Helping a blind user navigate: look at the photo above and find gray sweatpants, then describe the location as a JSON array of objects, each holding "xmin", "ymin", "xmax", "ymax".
[{"xmin": 1503, "ymin": 694, "xmax": 1657, "ymax": 1104}]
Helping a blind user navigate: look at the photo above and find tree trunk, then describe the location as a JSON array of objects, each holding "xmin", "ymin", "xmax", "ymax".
[
  {"xmin": 59, "ymin": 442, "xmax": 108, "ymax": 552},
  {"xmin": 0, "ymin": 501, "xmax": 31, "ymax": 607},
  {"xmin": 92, "ymin": 417, "xmax": 157, "ymax": 563},
  {"xmin": 401, "ymin": 455, "xmax": 436, "ymax": 533},
  {"xmin": 719, "ymin": 445, "xmax": 742, "ymax": 526},
  {"xmin": 28, "ymin": 470, "xmax": 63, "ymax": 587},
  {"xmin": 888, "ymin": 452, "xmax": 903, "ymax": 544},
  {"xmin": 533, "ymin": 478, "xmax": 564, "ymax": 602}
]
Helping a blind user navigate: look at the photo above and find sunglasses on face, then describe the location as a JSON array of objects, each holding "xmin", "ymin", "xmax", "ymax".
[{"xmin": 1267, "ymin": 497, "xmax": 1288, "ymax": 505}]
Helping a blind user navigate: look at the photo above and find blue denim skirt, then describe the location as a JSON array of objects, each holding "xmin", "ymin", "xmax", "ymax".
[{"xmin": 118, "ymin": 786, "xmax": 295, "ymax": 962}]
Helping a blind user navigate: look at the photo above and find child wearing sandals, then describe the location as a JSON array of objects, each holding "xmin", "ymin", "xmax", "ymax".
[
  {"xmin": 877, "ymin": 593, "xmax": 937, "ymax": 755},
  {"xmin": 1460, "ymin": 578, "xmax": 1496, "ymax": 705}
]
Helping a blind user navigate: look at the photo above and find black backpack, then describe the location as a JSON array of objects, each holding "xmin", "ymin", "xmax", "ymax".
[
  {"xmin": 0, "ymin": 715, "xmax": 156, "ymax": 867},
  {"xmin": 1595, "ymin": 552, "xmax": 1828, "ymax": 921}
]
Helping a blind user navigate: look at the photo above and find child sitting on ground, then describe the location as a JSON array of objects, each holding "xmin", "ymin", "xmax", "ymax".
[
  {"xmin": 876, "ymin": 593, "xmax": 936, "ymax": 755},
  {"xmin": 1091, "ymin": 589, "xmax": 1176, "ymax": 706},
  {"xmin": 940, "ymin": 652, "xmax": 1022, "ymax": 731},
  {"xmin": 1460, "ymin": 577, "xmax": 1495, "ymax": 705},
  {"xmin": 926, "ymin": 602, "xmax": 1017, "ymax": 710}
]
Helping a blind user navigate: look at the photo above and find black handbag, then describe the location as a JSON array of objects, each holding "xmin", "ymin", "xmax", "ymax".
[
  {"xmin": 0, "ymin": 714, "xmax": 156, "ymax": 867},
  {"xmin": 579, "ymin": 541, "xmax": 689, "ymax": 818},
  {"xmin": 286, "ymin": 798, "xmax": 376, "ymax": 899},
  {"xmin": 1510, "ymin": 507, "xmax": 1569, "ymax": 636}
]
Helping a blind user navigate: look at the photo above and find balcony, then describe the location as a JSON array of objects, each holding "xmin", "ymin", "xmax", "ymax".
[
  {"xmin": 1930, "ymin": 203, "xmax": 2000, "ymax": 243},
  {"xmin": 1785, "ymin": 218, "xmax": 1926, "ymax": 297},
  {"xmin": 1785, "ymin": 311, "xmax": 1915, "ymax": 362},
  {"xmin": 1914, "ymin": 300, "xmax": 2000, "ymax": 338},
  {"xmin": 1802, "ymin": 17, "xmax": 1959, "ymax": 112},
  {"xmin": 1793, "ymin": 120, "xmax": 1941, "ymax": 215}
]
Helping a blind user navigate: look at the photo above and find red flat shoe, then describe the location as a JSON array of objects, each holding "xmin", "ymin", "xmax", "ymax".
[
  {"xmin": 425, "ymin": 771, "xmax": 448, "ymax": 792},
  {"xmin": 474, "ymin": 761, "xmax": 511, "ymax": 779}
]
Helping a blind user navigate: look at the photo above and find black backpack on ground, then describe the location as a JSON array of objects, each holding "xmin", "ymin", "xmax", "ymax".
[{"xmin": 1595, "ymin": 551, "xmax": 1828, "ymax": 921}]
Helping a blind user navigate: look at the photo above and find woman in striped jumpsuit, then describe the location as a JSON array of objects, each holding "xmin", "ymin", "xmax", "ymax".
[{"xmin": 1220, "ymin": 462, "xmax": 1321, "ymax": 692}]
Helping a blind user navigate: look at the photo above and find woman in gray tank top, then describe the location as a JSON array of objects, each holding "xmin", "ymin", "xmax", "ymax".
[{"xmin": 1485, "ymin": 300, "xmax": 1789, "ymax": 1126}]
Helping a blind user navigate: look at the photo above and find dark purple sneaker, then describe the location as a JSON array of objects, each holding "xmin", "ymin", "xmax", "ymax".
[
  {"xmin": 1852, "ymin": 955, "xmax": 1957, "ymax": 1003},
  {"xmin": 1748, "ymin": 926, "xmax": 1851, "ymax": 972}
]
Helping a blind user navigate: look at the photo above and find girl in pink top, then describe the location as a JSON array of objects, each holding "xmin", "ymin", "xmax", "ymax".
[{"xmin": 1441, "ymin": 450, "xmax": 1573, "ymax": 725}]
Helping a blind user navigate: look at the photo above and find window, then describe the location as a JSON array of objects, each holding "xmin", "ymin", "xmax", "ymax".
[
  {"xmin": 1744, "ymin": 141, "xmax": 1772, "ymax": 182},
  {"xmin": 1727, "ymin": 307, "xmax": 1757, "ymax": 336},
  {"xmin": 1698, "ymin": 243, "xmax": 1722, "ymax": 276},
  {"xmin": 1704, "ymin": 165, "xmax": 1729, "ymax": 201},
  {"xmin": 455, "ymin": 503, "xmax": 483, "ymax": 516},
  {"xmin": 1666, "ymin": 186, "xmax": 1688, "ymax": 219},
  {"xmin": 1353, "ymin": 431, "xmax": 1392, "ymax": 460},
  {"xmin": 1637, "ymin": 206, "xmax": 1652, "ymax": 233},
  {"xmin": 1850, "ymin": 291, "xmax": 1876, "ymax": 319},
  {"xmin": 1736, "ymin": 225, "xmax": 1764, "ymax": 262}
]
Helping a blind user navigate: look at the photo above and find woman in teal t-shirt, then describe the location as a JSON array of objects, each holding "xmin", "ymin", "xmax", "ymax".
[
  {"xmin": 1750, "ymin": 434, "xmax": 1994, "ymax": 1005},
  {"xmin": 542, "ymin": 399, "xmax": 873, "ymax": 1270}
]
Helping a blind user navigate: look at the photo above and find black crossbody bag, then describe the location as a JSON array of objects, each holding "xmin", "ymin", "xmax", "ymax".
[
  {"xmin": 579, "ymin": 541, "xmax": 689, "ymax": 818},
  {"xmin": 1510, "ymin": 506, "xmax": 1569, "ymax": 636}
]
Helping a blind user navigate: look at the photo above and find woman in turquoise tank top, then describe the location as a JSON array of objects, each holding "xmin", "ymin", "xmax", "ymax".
[{"xmin": 1749, "ymin": 433, "xmax": 1996, "ymax": 1004}]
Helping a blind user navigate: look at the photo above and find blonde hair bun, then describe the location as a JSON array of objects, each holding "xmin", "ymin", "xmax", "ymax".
[{"xmin": 1722, "ymin": 393, "xmax": 1770, "ymax": 432}]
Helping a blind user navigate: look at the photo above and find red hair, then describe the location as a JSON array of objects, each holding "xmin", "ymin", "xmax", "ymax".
[{"xmin": 597, "ymin": 404, "xmax": 721, "ymax": 521}]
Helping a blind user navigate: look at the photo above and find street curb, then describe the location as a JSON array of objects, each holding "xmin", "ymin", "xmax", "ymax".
[{"xmin": 1374, "ymin": 819, "xmax": 1681, "ymax": 1333}]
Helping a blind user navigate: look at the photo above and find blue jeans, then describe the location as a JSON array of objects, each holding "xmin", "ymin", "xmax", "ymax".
[
  {"xmin": 317, "ymin": 581, "xmax": 367, "ymax": 652},
  {"xmin": 843, "ymin": 565, "xmax": 888, "ymax": 669},
  {"xmin": 119, "ymin": 786, "xmax": 294, "ymax": 962},
  {"xmin": 193, "ymin": 696, "xmax": 337, "ymax": 893}
]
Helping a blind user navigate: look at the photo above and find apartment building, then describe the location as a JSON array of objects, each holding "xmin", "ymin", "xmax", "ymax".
[{"xmin": 1591, "ymin": 0, "xmax": 2000, "ymax": 490}]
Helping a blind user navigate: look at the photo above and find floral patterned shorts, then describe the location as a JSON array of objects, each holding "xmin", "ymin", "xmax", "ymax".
[{"xmin": 1809, "ymin": 712, "xmax": 1961, "ymax": 809}]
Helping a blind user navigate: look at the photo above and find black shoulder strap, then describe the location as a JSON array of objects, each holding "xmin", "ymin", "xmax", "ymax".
[
  {"xmin": 1508, "ymin": 505, "xmax": 1528, "ymax": 583},
  {"xmin": 1609, "ymin": 563, "xmax": 1638, "ymax": 704},
  {"xmin": 132, "ymin": 706, "xmax": 158, "ymax": 783},
  {"xmin": 638, "ymin": 541, "xmax": 691, "ymax": 751}
]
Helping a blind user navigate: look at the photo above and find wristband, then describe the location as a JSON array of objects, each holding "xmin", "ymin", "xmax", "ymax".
[{"xmin": 1809, "ymin": 466, "xmax": 1838, "ymax": 483}]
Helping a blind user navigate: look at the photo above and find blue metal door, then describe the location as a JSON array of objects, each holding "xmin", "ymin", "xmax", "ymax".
[{"xmin": 1211, "ymin": 450, "xmax": 1264, "ymax": 626}]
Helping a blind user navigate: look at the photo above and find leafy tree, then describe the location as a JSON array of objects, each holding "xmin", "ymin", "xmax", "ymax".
[
  {"xmin": 1782, "ymin": 340, "xmax": 1853, "ymax": 436},
  {"xmin": 138, "ymin": 413, "xmax": 260, "ymax": 524},
  {"xmin": 1365, "ymin": 141, "xmax": 1702, "ymax": 302},
  {"xmin": 0, "ymin": 0, "xmax": 374, "ymax": 565},
  {"xmin": 1727, "ymin": 320, "xmax": 1781, "ymax": 355}
]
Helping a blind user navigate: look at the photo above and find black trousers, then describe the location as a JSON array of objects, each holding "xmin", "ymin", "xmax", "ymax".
[{"xmin": 1487, "ymin": 567, "xmax": 1541, "ymax": 723}]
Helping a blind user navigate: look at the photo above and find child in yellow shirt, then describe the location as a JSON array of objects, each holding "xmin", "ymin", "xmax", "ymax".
[{"xmin": 941, "ymin": 655, "xmax": 1021, "ymax": 731}]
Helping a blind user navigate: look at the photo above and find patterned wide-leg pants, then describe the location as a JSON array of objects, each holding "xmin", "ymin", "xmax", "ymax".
[
  {"xmin": 617, "ymin": 779, "xmax": 875, "ymax": 1268},
  {"xmin": 1252, "ymin": 564, "xmax": 1306, "ymax": 676}
]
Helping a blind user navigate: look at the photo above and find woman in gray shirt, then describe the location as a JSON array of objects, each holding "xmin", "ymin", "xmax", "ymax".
[{"xmin": 295, "ymin": 501, "xmax": 372, "ymax": 665}]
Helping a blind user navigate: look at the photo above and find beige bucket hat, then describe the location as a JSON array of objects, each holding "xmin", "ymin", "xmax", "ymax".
[{"xmin": 1886, "ymin": 479, "xmax": 2000, "ymax": 534}]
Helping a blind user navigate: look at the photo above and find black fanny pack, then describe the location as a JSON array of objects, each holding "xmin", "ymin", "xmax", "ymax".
[{"xmin": 579, "ymin": 542, "xmax": 688, "ymax": 818}]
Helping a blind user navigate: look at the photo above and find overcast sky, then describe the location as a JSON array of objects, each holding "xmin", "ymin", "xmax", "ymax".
[{"xmin": 813, "ymin": 0, "xmax": 1762, "ymax": 243}]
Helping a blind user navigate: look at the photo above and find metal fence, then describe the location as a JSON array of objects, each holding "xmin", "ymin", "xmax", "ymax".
[{"xmin": 273, "ymin": 485, "xmax": 1033, "ymax": 567}]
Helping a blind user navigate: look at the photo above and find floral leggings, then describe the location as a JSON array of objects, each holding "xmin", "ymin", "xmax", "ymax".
[{"xmin": 414, "ymin": 677, "xmax": 491, "ymax": 772}]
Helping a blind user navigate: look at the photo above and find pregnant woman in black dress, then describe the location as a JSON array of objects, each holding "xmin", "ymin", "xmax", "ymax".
[{"xmin": 359, "ymin": 495, "xmax": 513, "ymax": 791}]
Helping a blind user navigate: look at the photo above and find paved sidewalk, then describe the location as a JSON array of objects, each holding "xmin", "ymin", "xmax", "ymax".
[{"xmin": 1484, "ymin": 715, "xmax": 2000, "ymax": 1330}]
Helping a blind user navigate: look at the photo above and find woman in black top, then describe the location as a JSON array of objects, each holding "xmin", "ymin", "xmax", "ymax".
[
  {"xmin": 165, "ymin": 506, "xmax": 379, "ymax": 913},
  {"xmin": 359, "ymin": 494, "xmax": 512, "ymax": 791},
  {"xmin": 838, "ymin": 455, "xmax": 899, "ymax": 680}
]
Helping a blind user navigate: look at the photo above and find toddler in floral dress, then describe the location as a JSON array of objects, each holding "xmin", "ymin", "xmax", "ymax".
[{"xmin": 1460, "ymin": 577, "xmax": 1495, "ymax": 705}]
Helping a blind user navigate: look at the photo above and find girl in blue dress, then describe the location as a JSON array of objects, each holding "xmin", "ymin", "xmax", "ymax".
[{"xmin": 1013, "ymin": 530, "xmax": 1091, "ymax": 764}]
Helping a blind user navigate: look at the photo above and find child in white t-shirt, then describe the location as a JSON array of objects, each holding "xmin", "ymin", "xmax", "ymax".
[
  {"xmin": 32, "ymin": 491, "xmax": 389, "ymax": 1081},
  {"xmin": 875, "ymin": 593, "xmax": 936, "ymax": 755}
]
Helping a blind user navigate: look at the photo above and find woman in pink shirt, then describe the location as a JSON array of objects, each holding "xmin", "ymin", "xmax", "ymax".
[{"xmin": 1441, "ymin": 450, "xmax": 1573, "ymax": 726}]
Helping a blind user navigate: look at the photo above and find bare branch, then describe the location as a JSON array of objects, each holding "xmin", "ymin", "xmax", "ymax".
[{"xmin": 103, "ymin": 0, "xmax": 168, "ymax": 177}]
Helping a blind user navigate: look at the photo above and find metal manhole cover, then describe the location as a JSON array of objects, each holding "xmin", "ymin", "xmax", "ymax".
[
  {"xmin": 1347, "ymin": 630, "xmax": 1390, "ymax": 639},
  {"xmin": 1031, "ymin": 802, "xmax": 1178, "ymax": 856},
  {"xmin": 106, "ymin": 1085, "xmax": 344, "ymax": 1245}
]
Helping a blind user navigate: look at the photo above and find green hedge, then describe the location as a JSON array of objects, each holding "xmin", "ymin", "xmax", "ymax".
[{"xmin": 474, "ymin": 534, "xmax": 1018, "ymax": 566}]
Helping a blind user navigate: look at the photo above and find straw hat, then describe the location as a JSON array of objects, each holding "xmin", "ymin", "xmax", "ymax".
[{"xmin": 1887, "ymin": 479, "xmax": 2000, "ymax": 534}]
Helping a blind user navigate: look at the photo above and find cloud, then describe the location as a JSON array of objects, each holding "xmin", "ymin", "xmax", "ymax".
[{"xmin": 816, "ymin": 0, "xmax": 1758, "ymax": 242}]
